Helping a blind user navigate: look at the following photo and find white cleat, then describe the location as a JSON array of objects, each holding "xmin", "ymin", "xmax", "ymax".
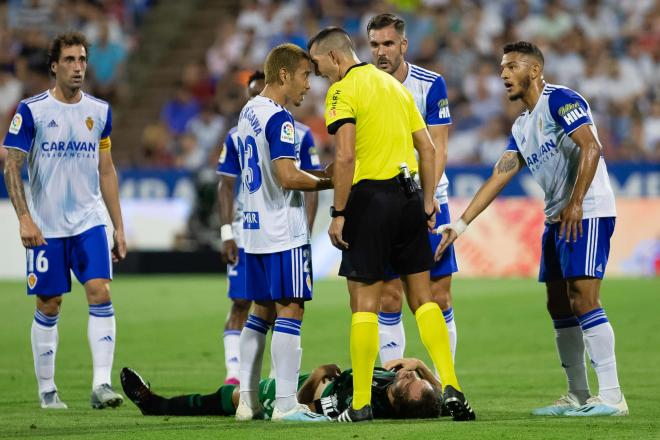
[
  {"xmin": 235, "ymin": 399, "xmax": 267, "ymax": 421},
  {"xmin": 271, "ymin": 403, "xmax": 331, "ymax": 422},
  {"xmin": 565, "ymin": 395, "xmax": 629, "ymax": 417},
  {"xmin": 40, "ymin": 390, "xmax": 68, "ymax": 409},
  {"xmin": 531, "ymin": 394, "xmax": 582, "ymax": 416},
  {"xmin": 91, "ymin": 383, "xmax": 124, "ymax": 409}
]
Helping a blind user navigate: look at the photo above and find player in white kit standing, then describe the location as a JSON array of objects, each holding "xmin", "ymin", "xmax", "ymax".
[
  {"xmin": 233, "ymin": 44, "xmax": 333, "ymax": 422},
  {"xmin": 367, "ymin": 14, "xmax": 459, "ymax": 367},
  {"xmin": 2, "ymin": 32, "xmax": 125, "ymax": 409},
  {"xmin": 437, "ymin": 41, "xmax": 627, "ymax": 417}
]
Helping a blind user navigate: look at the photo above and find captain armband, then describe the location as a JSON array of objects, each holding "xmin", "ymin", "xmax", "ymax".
[{"xmin": 99, "ymin": 137, "xmax": 112, "ymax": 151}]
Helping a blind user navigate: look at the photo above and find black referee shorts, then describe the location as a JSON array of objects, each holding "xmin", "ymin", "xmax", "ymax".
[{"xmin": 339, "ymin": 177, "xmax": 433, "ymax": 282}]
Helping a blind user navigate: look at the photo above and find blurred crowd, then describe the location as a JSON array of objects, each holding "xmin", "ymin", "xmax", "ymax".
[
  {"xmin": 147, "ymin": 0, "xmax": 659, "ymax": 171},
  {"xmin": 2, "ymin": 0, "xmax": 659, "ymax": 172},
  {"xmin": 0, "ymin": 0, "xmax": 150, "ymax": 142}
]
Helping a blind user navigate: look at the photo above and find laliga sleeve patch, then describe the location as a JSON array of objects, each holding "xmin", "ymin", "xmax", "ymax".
[
  {"xmin": 280, "ymin": 121, "xmax": 295, "ymax": 144},
  {"xmin": 9, "ymin": 113, "xmax": 22, "ymax": 135},
  {"xmin": 219, "ymin": 143, "xmax": 228, "ymax": 164}
]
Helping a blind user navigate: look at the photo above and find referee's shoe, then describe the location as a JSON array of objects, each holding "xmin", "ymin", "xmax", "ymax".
[
  {"xmin": 443, "ymin": 385, "xmax": 476, "ymax": 421},
  {"xmin": 336, "ymin": 404, "xmax": 373, "ymax": 422}
]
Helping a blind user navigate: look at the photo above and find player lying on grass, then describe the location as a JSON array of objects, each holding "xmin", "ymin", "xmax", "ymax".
[{"xmin": 120, "ymin": 358, "xmax": 442, "ymax": 420}]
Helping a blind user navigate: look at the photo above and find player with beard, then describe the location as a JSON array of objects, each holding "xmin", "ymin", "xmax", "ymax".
[
  {"xmin": 436, "ymin": 41, "xmax": 626, "ymax": 417},
  {"xmin": 367, "ymin": 13, "xmax": 459, "ymax": 369}
]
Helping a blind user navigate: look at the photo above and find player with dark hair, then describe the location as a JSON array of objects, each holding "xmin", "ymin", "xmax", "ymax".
[
  {"xmin": 437, "ymin": 41, "xmax": 627, "ymax": 417},
  {"xmin": 231, "ymin": 44, "xmax": 333, "ymax": 422},
  {"xmin": 367, "ymin": 13, "xmax": 459, "ymax": 368},
  {"xmin": 217, "ymin": 70, "xmax": 322, "ymax": 385},
  {"xmin": 3, "ymin": 31, "xmax": 125, "ymax": 409},
  {"xmin": 120, "ymin": 358, "xmax": 441, "ymax": 420},
  {"xmin": 308, "ymin": 27, "xmax": 474, "ymax": 422}
]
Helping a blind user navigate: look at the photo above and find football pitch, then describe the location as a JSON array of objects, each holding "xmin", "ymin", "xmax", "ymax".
[{"xmin": 1, "ymin": 276, "xmax": 658, "ymax": 439}]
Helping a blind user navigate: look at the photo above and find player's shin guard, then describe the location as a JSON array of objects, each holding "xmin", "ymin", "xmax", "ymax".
[
  {"xmin": 32, "ymin": 310, "xmax": 59, "ymax": 395},
  {"xmin": 578, "ymin": 308, "xmax": 622, "ymax": 403},
  {"xmin": 272, "ymin": 318, "xmax": 302, "ymax": 413},
  {"xmin": 378, "ymin": 312, "xmax": 405, "ymax": 365},
  {"xmin": 415, "ymin": 302, "xmax": 460, "ymax": 391},
  {"xmin": 239, "ymin": 315, "xmax": 270, "ymax": 408},
  {"xmin": 350, "ymin": 312, "xmax": 379, "ymax": 410},
  {"xmin": 553, "ymin": 316, "xmax": 590, "ymax": 403},
  {"xmin": 88, "ymin": 302, "xmax": 116, "ymax": 388}
]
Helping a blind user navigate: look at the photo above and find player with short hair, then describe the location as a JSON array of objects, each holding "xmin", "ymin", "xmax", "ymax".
[
  {"xmin": 233, "ymin": 44, "xmax": 333, "ymax": 422},
  {"xmin": 437, "ymin": 41, "xmax": 627, "ymax": 417},
  {"xmin": 308, "ymin": 27, "xmax": 474, "ymax": 422},
  {"xmin": 2, "ymin": 31, "xmax": 125, "ymax": 409},
  {"xmin": 217, "ymin": 70, "xmax": 322, "ymax": 385},
  {"xmin": 367, "ymin": 13, "xmax": 459, "ymax": 366},
  {"xmin": 120, "ymin": 358, "xmax": 442, "ymax": 420}
]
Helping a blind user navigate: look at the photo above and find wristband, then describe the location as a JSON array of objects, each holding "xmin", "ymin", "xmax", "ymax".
[
  {"xmin": 220, "ymin": 224, "xmax": 234, "ymax": 242},
  {"xmin": 435, "ymin": 218, "xmax": 468, "ymax": 237}
]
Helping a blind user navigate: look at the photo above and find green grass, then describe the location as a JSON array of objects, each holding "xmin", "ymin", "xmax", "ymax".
[{"xmin": 1, "ymin": 276, "xmax": 659, "ymax": 439}]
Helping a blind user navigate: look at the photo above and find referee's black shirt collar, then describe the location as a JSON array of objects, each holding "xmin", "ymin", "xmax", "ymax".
[{"xmin": 343, "ymin": 62, "xmax": 368, "ymax": 78}]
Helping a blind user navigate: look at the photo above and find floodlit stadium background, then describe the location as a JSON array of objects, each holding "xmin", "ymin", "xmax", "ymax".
[{"xmin": 0, "ymin": 0, "xmax": 658, "ymax": 279}]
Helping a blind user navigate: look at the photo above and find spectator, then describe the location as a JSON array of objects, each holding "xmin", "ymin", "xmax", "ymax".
[
  {"xmin": 141, "ymin": 123, "xmax": 175, "ymax": 168},
  {"xmin": 185, "ymin": 101, "xmax": 226, "ymax": 155},
  {"xmin": 89, "ymin": 20, "xmax": 127, "ymax": 101},
  {"xmin": 175, "ymin": 132, "xmax": 206, "ymax": 172},
  {"xmin": 160, "ymin": 81, "xmax": 201, "ymax": 136}
]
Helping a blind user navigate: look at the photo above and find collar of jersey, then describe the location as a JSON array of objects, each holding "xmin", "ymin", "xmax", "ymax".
[{"xmin": 344, "ymin": 62, "xmax": 368, "ymax": 78}]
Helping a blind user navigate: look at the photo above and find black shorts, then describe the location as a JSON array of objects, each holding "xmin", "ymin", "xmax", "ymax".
[{"xmin": 339, "ymin": 178, "xmax": 433, "ymax": 281}]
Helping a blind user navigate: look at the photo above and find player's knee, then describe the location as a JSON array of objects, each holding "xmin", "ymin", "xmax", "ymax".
[
  {"xmin": 231, "ymin": 299, "xmax": 252, "ymax": 314},
  {"xmin": 85, "ymin": 280, "xmax": 111, "ymax": 304},
  {"xmin": 37, "ymin": 295, "xmax": 62, "ymax": 316},
  {"xmin": 380, "ymin": 283, "xmax": 403, "ymax": 312}
]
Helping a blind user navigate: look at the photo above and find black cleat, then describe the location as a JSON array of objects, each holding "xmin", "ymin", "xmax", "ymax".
[
  {"xmin": 120, "ymin": 367, "xmax": 161, "ymax": 415},
  {"xmin": 443, "ymin": 385, "xmax": 476, "ymax": 421},
  {"xmin": 336, "ymin": 404, "xmax": 373, "ymax": 422}
]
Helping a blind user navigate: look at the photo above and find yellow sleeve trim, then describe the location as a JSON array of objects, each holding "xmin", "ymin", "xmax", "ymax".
[{"xmin": 99, "ymin": 137, "xmax": 112, "ymax": 151}]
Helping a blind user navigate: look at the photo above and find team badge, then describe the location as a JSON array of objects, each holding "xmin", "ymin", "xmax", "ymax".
[
  {"xmin": 306, "ymin": 274, "xmax": 312, "ymax": 291},
  {"xmin": 9, "ymin": 113, "xmax": 22, "ymax": 134},
  {"xmin": 85, "ymin": 116, "xmax": 94, "ymax": 131},
  {"xmin": 27, "ymin": 273, "xmax": 38, "ymax": 289},
  {"xmin": 280, "ymin": 121, "xmax": 295, "ymax": 144}
]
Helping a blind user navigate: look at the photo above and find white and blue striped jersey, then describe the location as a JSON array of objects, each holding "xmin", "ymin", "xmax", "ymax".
[
  {"xmin": 505, "ymin": 83, "xmax": 616, "ymax": 222},
  {"xmin": 3, "ymin": 90, "xmax": 112, "ymax": 237},
  {"xmin": 402, "ymin": 63, "xmax": 452, "ymax": 204},
  {"xmin": 232, "ymin": 95, "xmax": 315, "ymax": 254},
  {"xmin": 217, "ymin": 120, "xmax": 320, "ymax": 249}
]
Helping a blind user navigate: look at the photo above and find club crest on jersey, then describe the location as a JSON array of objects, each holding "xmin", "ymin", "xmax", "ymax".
[
  {"xmin": 9, "ymin": 113, "xmax": 22, "ymax": 134},
  {"xmin": 27, "ymin": 273, "xmax": 38, "ymax": 289},
  {"xmin": 281, "ymin": 121, "xmax": 295, "ymax": 144},
  {"xmin": 85, "ymin": 116, "xmax": 94, "ymax": 131}
]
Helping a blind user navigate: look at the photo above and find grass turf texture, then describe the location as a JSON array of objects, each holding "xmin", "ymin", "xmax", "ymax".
[{"xmin": 0, "ymin": 276, "xmax": 658, "ymax": 439}]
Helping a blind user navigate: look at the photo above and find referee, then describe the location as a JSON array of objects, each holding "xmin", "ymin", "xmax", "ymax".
[{"xmin": 308, "ymin": 27, "xmax": 475, "ymax": 422}]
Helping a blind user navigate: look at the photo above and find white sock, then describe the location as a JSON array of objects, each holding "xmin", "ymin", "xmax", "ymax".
[
  {"xmin": 88, "ymin": 302, "xmax": 116, "ymax": 388},
  {"xmin": 272, "ymin": 318, "xmax": 302, "ymax": 413},
  {"xmin": 552, "ymin": 317, "xmax": 590, "ymax": 403},
  {"xmin": 239, "ymin": 315, "xmax": 269, "ymax": 408},
  {"xmin": 378, "ymin": 312, "xmax": 405, "ymax": 365},
  {"xmin": 223, "ymin": 330, "xmax": 241, "ymax": 380},
  {"xmin": 32, "ymin": 310, "xmax": 59, "ymax": 395},
  {"xmin": 443, "ymin": 307, "xmax": 458, "ymax": 361},
  {"xmin": 578, "ymin": 308, "xmax": 622, "ymax": 403}
]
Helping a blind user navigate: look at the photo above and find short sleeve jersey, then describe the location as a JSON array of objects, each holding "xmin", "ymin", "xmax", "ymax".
[
  {"xmin": 324, "ymin": 63, "xmax": 426, "ymax": 184},
  {"xmin": 3, "ymin": 90, "xmax": 112, "ymax": 237},
  {"xmin": 505, "ymin": 84, "xmax": 616, "ymax": 221},
  {"xmin": 234, "ymin": 95, "xmax": 315, "ymax": 253},
  {"xmin": 217, "ymin": 120, "xmax": 321, "ymax": 249},
  {"xmin": 402, "ymin": 63, "xmax": 452, "ymax": 204},
  {"xmin": 314, "ymin": 368, "xmax": 397, "ymax": 419}
]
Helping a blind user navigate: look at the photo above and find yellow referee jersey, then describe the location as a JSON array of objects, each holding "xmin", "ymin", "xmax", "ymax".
[{"xmin": 324, "ymin": 63, "xmax": 426, "ymax": 184}]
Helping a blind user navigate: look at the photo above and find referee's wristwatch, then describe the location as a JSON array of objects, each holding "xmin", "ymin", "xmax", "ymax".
[{"xmin": 330, "ymin": 206, "xmax": 346, "ymax": 218}]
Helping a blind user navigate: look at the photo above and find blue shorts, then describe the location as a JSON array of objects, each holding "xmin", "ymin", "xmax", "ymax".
[
  {"xmin": 539, "ymin": 217, "xmax": 615, "ymax": 282},
  {"xmin": 26, "ymin": 225, "xmax": 112, "ymax": 296},
  {"xmin": 385, "ymin": 203, "xmax": 458, "ymax": 280},
  {"xmin": 227, "ymin": 248, "xmax": 248, "ymax": 300},
  {"xmin": 245, "ymin": 244, "xmax": 313, "ymax": 302}
]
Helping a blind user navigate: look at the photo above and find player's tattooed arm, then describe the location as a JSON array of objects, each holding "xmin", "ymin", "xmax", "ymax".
[
  {"xmin": 494, "ymin": 151, "xmax": 524, "ymax": 175},
  {"xmin": 4, "ymin": 148, "xmax": 46, "ymax": 247},
  {"xmin": 4, "ymin": 148, "xmax": 29, "ymax": 217}
]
